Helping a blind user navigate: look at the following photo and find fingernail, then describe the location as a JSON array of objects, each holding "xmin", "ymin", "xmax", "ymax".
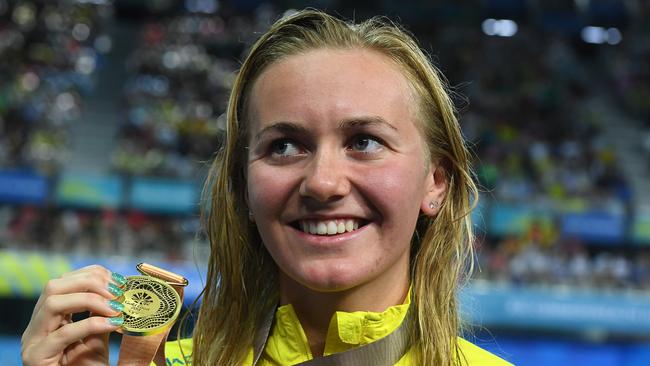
[
  {"xmin": 111, "ymin": 272, "xmax": 128, "ymax": 287},
  {"xmin": 108, "ymin": 283, "xmax": 124, "ymax": 297},
  {"xmin": 108, "ymin": 299, "xmax": 125, "ymax": 312},
  {"xmin": 108, "ymin": 316, "xmax": 124, "ymax": 326}
]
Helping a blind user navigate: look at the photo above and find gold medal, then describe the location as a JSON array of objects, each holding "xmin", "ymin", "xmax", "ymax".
[{"xmin": 116, "ymin": 275, "xmax": 182, "ymax": 336}]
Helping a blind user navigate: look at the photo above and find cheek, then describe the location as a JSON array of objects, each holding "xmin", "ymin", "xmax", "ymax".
[
  {"xmin": 357, "ymin": 160, "xmax": 426, "ymax": 227},
  {"xmin": 247, "ymin": 167, "xmax": 294, "ymax": 217}
]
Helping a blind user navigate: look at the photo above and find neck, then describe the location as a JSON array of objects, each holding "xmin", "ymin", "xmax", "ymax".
[{"xmin": 279, "ymin": 274, "xmax": 409, "ymax": 357}]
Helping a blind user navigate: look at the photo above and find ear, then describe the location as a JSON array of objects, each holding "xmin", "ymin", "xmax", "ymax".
[{"xmin": 420, "ymin": 161, "xmax": 447, "ymax": 217}]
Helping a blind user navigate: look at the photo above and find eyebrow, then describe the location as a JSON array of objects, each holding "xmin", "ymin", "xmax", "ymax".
[
  {"xmin": 338, "ymin": 116, "xmax": 398, "ymax": 132},
  {"xmin": 253, "ymin": 122, "xmax": 308, "ymax": 143},
  {"xmin": 252, "ymin": 116, "xmax": 398, "ymax": 142}
]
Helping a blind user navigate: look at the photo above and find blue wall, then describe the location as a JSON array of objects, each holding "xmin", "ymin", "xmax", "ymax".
[{"xmin": 477, "ymin": 336, "xmax": 650, "ymax": 366}]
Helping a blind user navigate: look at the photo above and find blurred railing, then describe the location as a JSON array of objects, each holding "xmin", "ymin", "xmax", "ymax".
[{"xmin": 3, "ymin": 249, "xmax": 650, "ymax": 338}]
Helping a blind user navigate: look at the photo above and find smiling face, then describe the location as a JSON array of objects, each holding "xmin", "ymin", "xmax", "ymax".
[{"xmin": 246, "ymin": 48, "xmax": 446, "ymax": 295}]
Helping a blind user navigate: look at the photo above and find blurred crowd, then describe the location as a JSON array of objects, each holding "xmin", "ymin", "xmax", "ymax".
[
  {"xmin": 475, "ymin": 222, "xmax": 650, "ymax": 291},
  {"xmin": 0, "ymin": 0, "xmax": 112, "ymax": 175},
  {"xmin": 435, "ymin": 27, "xmax": 631, "ymax": 210},
  {"xmin": 1, "ymin": 1, "xmax": 650, "ymax": 291},
  {"xmin": 110, "ymin": 4, "xmax": 277, "ymax": 178},
  {"xmin": 0, "ymin": 204, "xmax": 202, "ymax": 262},
  {"xmin": 112, "ymin": 3, "xmax": 636, "ymax": 210},
  {"xmin": 608, "ymin": 17, "xmax": 650, "ymax": 174}
]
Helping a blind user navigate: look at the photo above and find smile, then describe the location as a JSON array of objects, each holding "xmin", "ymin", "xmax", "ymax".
[{"xmin": 296, "ymin": 219, "xmax": 366, "ymax": 236}]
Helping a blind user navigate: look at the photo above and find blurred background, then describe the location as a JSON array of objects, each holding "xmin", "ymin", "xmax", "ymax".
[{"xmin": 1, "ymin": 0, "xmax": 649, "ymax": 364}]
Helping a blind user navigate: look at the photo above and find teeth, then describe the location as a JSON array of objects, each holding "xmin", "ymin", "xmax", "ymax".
[
  {"xmin": 327, "ymin": 221, "xmax": 337, "ymax": 234},
  {"xmin": 345, "ymin": 220, "xmax": 354, "ymax": 232},
  {"xmin": 299, "ymin": 219, "xmax": 362, "ymax": 236},
  {"xmin": 317, "ymin": 222, "xmax": 327, "ymax": 235}
]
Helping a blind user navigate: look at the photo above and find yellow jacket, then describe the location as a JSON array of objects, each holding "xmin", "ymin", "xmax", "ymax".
[{"xmin": 163, "ymin": 300, "xmax": 512, "ymax": 365}]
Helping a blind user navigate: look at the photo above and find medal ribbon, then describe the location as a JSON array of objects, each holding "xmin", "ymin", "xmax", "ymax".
[{"xmin": 252, "ymin": 305, "xmax": 413, "ymax": 366}]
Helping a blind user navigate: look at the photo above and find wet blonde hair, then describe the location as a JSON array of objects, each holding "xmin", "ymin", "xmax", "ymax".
[{"xmin": 191, "ymin": 9, "xmax": 477, "ymax": 365}]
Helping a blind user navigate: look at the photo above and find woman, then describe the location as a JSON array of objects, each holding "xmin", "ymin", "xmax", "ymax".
[{"xmin": 22, "ymin": 9, "xmax": 512, "ymax": 366}]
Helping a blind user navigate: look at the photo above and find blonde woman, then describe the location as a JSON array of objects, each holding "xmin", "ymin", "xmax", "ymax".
[{"xmin": 22, "ymin": 9, "xmax": 512, "ymax": 366}]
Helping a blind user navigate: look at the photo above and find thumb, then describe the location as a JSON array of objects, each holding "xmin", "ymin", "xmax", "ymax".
[{"xmin": 83, "ymin": 331, "xmax": 111, "ymax": 358}]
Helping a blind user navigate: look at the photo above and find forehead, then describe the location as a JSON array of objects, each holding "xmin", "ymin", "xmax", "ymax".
[{"xmin": 247, "ymin": 48, "xmax": 418, "ymax": 132}]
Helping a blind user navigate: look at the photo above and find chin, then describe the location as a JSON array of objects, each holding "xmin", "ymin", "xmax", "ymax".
[{"xmin": 294, "ymin": 260, "xmax": 374, "ymax": 293}]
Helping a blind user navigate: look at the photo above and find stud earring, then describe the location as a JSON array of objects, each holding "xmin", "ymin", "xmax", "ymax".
[
  {"xmin": 248, "ymin": 210, "xmax": 255, "ymax": 223},
  {"xmin": 429, "ymin": 201, "xmax": 440, "ymax": 210}
]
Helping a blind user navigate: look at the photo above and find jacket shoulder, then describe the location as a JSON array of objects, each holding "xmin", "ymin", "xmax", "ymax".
[
  {"xmin": 457, "ymin": 338, "xmax": 513, "ymax": 366},
  {"xmin": 164, "ymin": 338, "xmax": 193, "ymax": 365},
  {"xmin": 161, "ymin": 337, "xmax": 513, "ymax": 365}
]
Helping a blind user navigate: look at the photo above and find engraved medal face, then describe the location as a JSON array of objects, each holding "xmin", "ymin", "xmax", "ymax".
[{"xmin": 117, "ymin": 275, "xmax": 181, "ymax": 336}]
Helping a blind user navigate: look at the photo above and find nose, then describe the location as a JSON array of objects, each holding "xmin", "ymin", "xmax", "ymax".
[{"xmin": 299, "ymin": 149, "xmax": 350, "ymax": 203}]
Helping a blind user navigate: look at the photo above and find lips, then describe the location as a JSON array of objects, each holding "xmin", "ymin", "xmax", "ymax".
[{"xmin": 293, "ymin": 218, "xmax": 366, "ymax": 236}]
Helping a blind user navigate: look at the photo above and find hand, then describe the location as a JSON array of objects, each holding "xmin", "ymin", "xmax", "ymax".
[{"xmin": 21, "ymin": 265, "xmax": 128, "ymax": 366}]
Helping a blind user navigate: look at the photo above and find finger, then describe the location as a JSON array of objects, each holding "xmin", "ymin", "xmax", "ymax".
[
  {"xmin": 44, "ymin": 271, "xmax": 117, "ymax": 301},
  {"xmin": 78, "ymin": 310, "xmax": 112, "ymax": 360},
  {"xmin": 79, "ymin": 331, "xmax": 111, "ymax": 360},
  {"xmin": 23, "ymin": 316, "xmax": 122, "ymax": 365},
  {"xmin": 60, "ymin": 264, "xmax": 112, "ymax": 279},
  {"xmin": 33, "ymin": 265, "xmax": 125, "ymax": 319},
  {"xmin": 23, "ymin": 290, "xmax": 119, "ymax": 353},
  {"xmin": 35, "ymin": 293, "xmax": 124, "ymax": 334}
]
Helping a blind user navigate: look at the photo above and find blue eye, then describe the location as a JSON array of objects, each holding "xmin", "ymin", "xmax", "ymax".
[
  {"xmin": 350, "ymin": 135, "xmax": 383, "ymax": 153},
  {"xmin": 270, "ymin": 139, "xmax": 303, "ymax": 157}
]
